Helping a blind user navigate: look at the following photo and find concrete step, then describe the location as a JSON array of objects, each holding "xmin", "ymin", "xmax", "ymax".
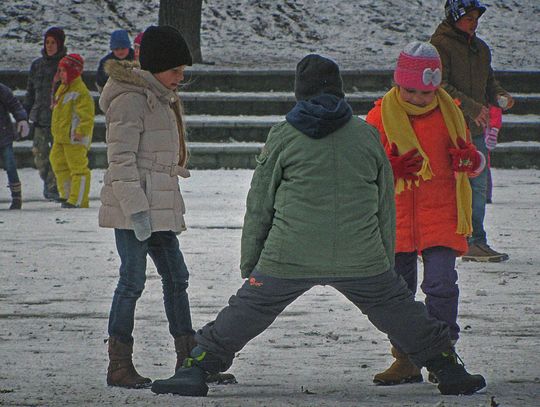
[
  {"xmin": 3, "ymin": 69, "xmax": 540, "ymax": 93},
  {"xmin": 5, "ymin": 141, "xmax": 539, "ymax": 170},
  {"xmin": 14, "ymin": 90, "xmax": 540, "ymax": 116},
  {"xmin": 9, "ymin": 141, "xmax": 263, "ymax": 170},
  {"xmin": 86, "ymin": 114, "xmax": 539, "ymax": 144}
]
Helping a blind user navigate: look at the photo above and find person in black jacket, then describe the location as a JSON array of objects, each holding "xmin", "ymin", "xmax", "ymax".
[
  {"xmin": 24, "ymin": 26, "xmax": 67, "ymax": 201},
  {"xmin": 1, "ymin": 83, "xmax": 30, "ymax": 209}
]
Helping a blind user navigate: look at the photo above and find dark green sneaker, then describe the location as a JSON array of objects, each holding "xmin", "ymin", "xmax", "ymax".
[
  {"xmin": 425, "ymin": 350, "xmax": 486, "ymax": 395},
  {"xmin": 151, "ymin": 365, "xmax": 208, "ymax": 396}
]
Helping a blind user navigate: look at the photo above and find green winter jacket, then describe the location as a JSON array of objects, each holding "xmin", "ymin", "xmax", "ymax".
[
  {"xmin": 240, "ymin": 95, "xmax": 395, "ymax": 279},
  {"xmin": 430, "ymin": 20, "xmax": 508, "ymax": 136}
]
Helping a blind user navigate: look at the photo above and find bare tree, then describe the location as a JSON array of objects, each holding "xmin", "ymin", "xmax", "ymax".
[{"xmin": 159, "ymin": 0, "xmax": 203, "ymax": 64}]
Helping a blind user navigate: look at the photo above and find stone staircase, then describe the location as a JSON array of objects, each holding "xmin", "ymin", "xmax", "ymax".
[{"xmin": 2, "ymin": 69, "xmax": 540, "ymax": 169}]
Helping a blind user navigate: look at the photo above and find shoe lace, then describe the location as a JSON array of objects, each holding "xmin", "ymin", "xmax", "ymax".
[{"xmin": 442, "ymin": 348, "xmax": 466, "ymax": 367}]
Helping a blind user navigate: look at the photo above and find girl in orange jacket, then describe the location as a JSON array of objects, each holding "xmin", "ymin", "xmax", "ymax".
[{"xmin": 366, "ymin": 42, "xmax": 485, "ymax": 386}]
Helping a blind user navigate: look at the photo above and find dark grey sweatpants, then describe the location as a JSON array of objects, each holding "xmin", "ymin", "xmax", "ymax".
[{"xmin": 195, "ymin": 268, "xmax": 450, "ymax": 371}]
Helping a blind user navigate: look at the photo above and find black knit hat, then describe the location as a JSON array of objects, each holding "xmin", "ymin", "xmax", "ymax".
[
  {"xmin": 294, "ymin": 54, "xmax": 344, "ymax": 101},
  {"xmin": 140, "ymin": 26, "xmax": 192, "ymax": 73}
]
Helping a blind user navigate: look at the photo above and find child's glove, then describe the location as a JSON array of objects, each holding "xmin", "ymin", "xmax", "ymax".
[
  {"xmin": 131, "ymin": 211, "xmax": 151, "ymax": 241},
  {"xmin": 16, "ymin": 120, "xmax": 30, "ymax": 140},
  {"xmin": 449, "ymin": 138, "xmax": 484, "ymax": 174},
  {"xmin": 388, "ymin": 143, "xmax": 423, "ymax": 181}
]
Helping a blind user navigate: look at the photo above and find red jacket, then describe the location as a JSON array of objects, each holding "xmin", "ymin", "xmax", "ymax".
[{"xmin": 366, "ymin": 100, "xmax": 468, "ymax": 255}]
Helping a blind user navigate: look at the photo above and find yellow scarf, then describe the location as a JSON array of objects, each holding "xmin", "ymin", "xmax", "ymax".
[{"xmin": 381, "ymin": 86, "xmax": 472, "ymax": 236}]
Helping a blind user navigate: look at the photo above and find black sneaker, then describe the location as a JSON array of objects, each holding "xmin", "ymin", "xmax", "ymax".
[
  {"xmin": 61, "ymin": 202, "xmax": 78, "ymax": 208},
  {"xmin": 425, "ymin": 350, "xmax": 486, "ymax": 395},
  {"xmin": 44, "ymin": 189, "xmax": 60, "ymax": 201},
  {"xmin": 151, "ymin": 365, "xmax": 208, "ymax": 396}
]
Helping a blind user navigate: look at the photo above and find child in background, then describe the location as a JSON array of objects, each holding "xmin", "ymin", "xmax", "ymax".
[
  {"xmin": 431, "ymin": 0, "xmax": 513, "ymax": 262},
  {"xmin": 366, "ymin": 42, "xmax": 485, "ymax": 386},
  {"xmin": 96, "ymin": 30, "xmax": 135, "ymax": 91},
  {"xmin": 0, "ymin": 83, "xmax": 30, "ymax": 209},
  {"xmin": 133, "ymin": 32, "xmax": 144, "ymax": 61},
  {"xmin": 50, "ymin": 54, "xmax": 94, "ymax": 208},
  {"xmin": 24, "ymin": 26, "xmax": 67, "ymax": 201}
]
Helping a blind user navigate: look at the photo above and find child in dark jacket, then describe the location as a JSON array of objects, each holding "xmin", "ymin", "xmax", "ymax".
[
  {"xmin": 96, "ymin": 30, "xmax": 135, "ymax": 91},
  {"xmin": 149, "ymin": 54, "xmax": 486, "ymax": 398},
  {"xmin": 0, "ymin": 83, "xmax": 30, "ymax": 209},
  {"xmin": 24, "ymin": 26, "xmax": 67, "ymax": 201},
  {"xmin": 366, "ymin": 41, "xmax": 485, "ymax": 386}
]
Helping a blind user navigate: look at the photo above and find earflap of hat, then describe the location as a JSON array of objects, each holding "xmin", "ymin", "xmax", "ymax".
[{"xmin": 59, "ymin": 54, "xmax": 84, "ymax": 84}]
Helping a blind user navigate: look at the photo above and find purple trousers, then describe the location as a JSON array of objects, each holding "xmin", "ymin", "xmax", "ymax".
[{"xmin": 395, "ymin": 246, "xmax": 459, "ymax": 341}]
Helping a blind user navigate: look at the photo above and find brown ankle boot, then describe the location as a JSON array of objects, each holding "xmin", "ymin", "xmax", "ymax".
[
  {"xmin": 174, "ymin": 334, "xmax": 197, "ymax": 371},
  {"xmin": 9, "ymin": 183, "xmax": 22, "ymax": 210},
  {"xmin": 107, "ymin": 337, "xmax": 152, "ymax": 388},
  {"xmin": 373, "ymin": 346, "xmax": 423, "ymax": 385}
]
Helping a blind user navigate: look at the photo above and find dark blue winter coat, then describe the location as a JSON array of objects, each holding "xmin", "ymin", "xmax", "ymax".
[
  {"xmin": 96, "ymin": 49, "xmax": 135, "ymax": 90},
  {"xmin": 0, "ymin": 83, "xmax": 28, "ymax": 148},
  {"xmin": 25, "ymin": 47, "xmax": 67, "ymax": 127}
]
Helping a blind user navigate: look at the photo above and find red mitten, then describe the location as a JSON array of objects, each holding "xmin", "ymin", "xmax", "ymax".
[
  {"xmin": 388, "ymin": 143, "xmax": 423, "ymax": 181},
  {"xmin": 449, "ymin": 138, "xmax": 482, "ymax": 173}
]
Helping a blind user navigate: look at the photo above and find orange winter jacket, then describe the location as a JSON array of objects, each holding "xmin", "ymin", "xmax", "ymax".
[{"xmin": 366, "ymin": 100, "xmax": 468, "ymax": 255}]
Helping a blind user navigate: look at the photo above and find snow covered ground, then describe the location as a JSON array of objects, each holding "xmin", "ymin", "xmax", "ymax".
[
  {"xmin": 1, "ymin": 0, "xmax": 539, "ymax": 71},
  {"xmin": 1, "ymin": 168, "xmax": 539, "ymax": 406}
]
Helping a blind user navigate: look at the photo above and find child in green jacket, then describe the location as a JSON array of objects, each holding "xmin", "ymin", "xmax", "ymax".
[{"xmin": 150, "ymin": 54, "xmax": 486, "ymax": 398}]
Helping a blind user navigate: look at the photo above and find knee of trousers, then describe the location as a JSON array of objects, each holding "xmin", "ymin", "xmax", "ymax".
[
  {"xmin": 115, "ymin": 279, "xmax": 146, "ymax": 299},
  {"xmin": 173, "ymin": 280, "xmax": 189, "ymax": 294},
  {"xmin": 421, "ymin": 280, "xmax": 459, "ymax": 298}
]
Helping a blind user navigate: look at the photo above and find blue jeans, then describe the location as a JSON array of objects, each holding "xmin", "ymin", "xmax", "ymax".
[
  {"xmin": 108, "ymin": 229, "xmax": 195, "ymax": 343},
  {"xmin": 395, "ymin": 247, "xmax": 459, "ymax": 341},
  {"xmin": 469, "ymin": 134, "xmax": 488, "ymax": 245},
  {"xmin": 0, "ymin": 144, "xmax": 20, "ymax": 185}
]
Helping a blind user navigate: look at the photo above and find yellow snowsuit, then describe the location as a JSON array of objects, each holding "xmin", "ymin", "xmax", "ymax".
[{"xmin": 50, "ymin": 76, "xmax": 95, "ymax": 207}]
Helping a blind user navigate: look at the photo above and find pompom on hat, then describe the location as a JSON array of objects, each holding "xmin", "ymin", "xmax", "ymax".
[
  {"xmin": 44, "ymin": 27, "xmax": 65, "ymax": 52},
  {"xmin": 139, "ymin": 26, "xmax": 192, "ymax": 73},
  {"xmin": 294, "ymin": 54, "xmax": 344, "ymax": 101},
  {"xmin": 58, "ymin": 53, "xmax": 84, "ymax": 84},
  {"xmin": 394, "ymin": 42, "xmax": 442, "ymax": 92}
]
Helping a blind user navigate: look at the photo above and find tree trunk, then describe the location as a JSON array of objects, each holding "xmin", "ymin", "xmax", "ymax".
[{"xmin": 159, "ymin": 0, "xmax": 203, "ymax": 64}]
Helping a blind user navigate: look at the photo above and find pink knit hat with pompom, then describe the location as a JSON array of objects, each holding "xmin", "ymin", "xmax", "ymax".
[{"xmin": 394, "ymin": 42, "xmax": 442, "ymax": 91}]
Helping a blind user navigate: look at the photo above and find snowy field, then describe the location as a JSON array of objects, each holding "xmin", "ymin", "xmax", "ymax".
[
  {"xmin": 1, "ymin": 168, "xmax": 539, "ymax": 407},
  {"xmin": 1, "ymin": 0, "xmax": 539, "ymax": 70}
]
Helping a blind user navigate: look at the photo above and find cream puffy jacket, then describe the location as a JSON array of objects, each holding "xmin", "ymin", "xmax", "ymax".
[{"xmin": 98, "ymin": 60, "xmax": 189, "ymax": 233}]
